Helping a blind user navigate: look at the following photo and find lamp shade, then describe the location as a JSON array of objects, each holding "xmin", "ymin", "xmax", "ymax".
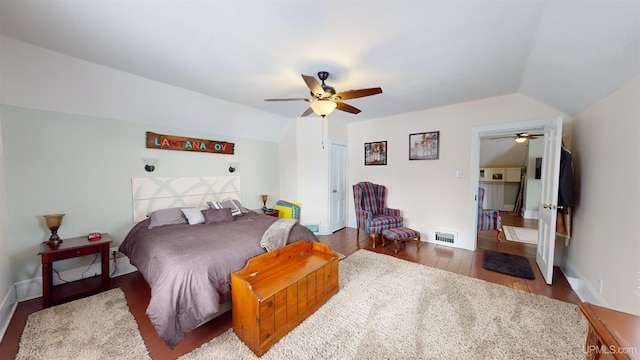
[
  {"xmin": 309, "ymin": 100, "xmax": 337, "ymax": 117},
  {"xmin": 44, "ymin": 214, "xmax": 65, "ymax": 229}
]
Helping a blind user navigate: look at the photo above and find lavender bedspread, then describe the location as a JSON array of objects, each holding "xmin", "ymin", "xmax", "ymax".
[{"xmin": 119, "ymin": 211, "xmax": 318, "ymax": 348}]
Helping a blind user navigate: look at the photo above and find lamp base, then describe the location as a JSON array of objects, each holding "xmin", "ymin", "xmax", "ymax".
[{"xmin": 46, "ymin": 239, "xmax": 63, "ymax": 248}]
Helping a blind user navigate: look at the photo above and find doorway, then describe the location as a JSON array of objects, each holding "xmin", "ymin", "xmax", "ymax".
[
  {"xmin": 469, "ymin": 117, "xmax": 563, "ymax": 284},
  {"xmin": 329, "ymin": 141, "xmax": 348, "ymax": 233},
  {"xmin": 478, "ymin": 133, "xmax": 542, "ymax": 242}
]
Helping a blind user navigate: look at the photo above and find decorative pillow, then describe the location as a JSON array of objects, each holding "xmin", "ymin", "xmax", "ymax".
[
  {"xmin": 209, "ymin": 199, "xmax": 242, "ymax": 216},
  {"xmin": 148, "ymin": 207, "xmax": 188, "ymax": 229},
  {"xmin": 181, "ymin": 207, "xmax": 209, "ymax": 225},
  {"xmin": 202, "ymin": 208, "xmax": 234, "ymax": 224},
  {"xmin": 231, "ymin": 199, "xmax": 250, "ymax": 214}
]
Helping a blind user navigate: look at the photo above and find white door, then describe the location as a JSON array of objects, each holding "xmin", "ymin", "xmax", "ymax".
[
  {"xmin": 329, "ymin": 142, "xmax": 348, "ymax": 232},
  {"xmin": 536, "ymin": 117, "xmax": 563, "ymax": 284}
]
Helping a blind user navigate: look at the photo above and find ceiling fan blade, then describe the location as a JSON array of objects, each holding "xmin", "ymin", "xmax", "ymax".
[
  {"xmin": 334, "ymin": 87, "xmax": 382, "ymax": 100},
  {"xmin": 264, "ymin": 98, "xmax": 310, "ymax": 102},
  {"xmin": 335, "ymin": 101, "xmax": 361, "ymax": 114},
  {"xmin": 301, "ymin": 107, "xmax": 314, "ymax": 117},
  {"xmin": 302, "ymin": 74, "xmax": 325, "ymax": 98}
]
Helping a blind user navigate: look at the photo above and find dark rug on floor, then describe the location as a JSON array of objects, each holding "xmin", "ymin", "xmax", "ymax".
[{"xmin": 482, "ymin": 250, "xmax": 535, "ymax": 280}]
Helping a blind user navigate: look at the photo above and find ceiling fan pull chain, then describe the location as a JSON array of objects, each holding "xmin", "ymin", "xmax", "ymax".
[{"xmin": 321, "ymin": 117, "xmax": 325, "ymax": 149}]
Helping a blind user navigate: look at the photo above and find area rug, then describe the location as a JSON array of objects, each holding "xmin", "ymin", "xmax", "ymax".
[
  {"xmin": 482, "ymin": 250, "xmax": 536, "ymax": 280},
  {"xmin": 502, "ymin": 225, "xmax": 538, "ymax": 244},
  {"xmin": 16, "ymin": 288, "xmax": 150, "ymax": 360},
  {"xmin": 181, "ymin": 250, "xmax": 586, "ymax": 360}
]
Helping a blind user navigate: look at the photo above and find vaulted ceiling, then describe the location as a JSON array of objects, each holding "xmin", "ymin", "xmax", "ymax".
[{"xmin": 1, "ymin": 1, "xmax": 638, "ymax": 123}]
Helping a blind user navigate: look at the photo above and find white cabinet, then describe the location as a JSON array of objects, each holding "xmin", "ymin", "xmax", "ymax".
[
  {"xmin": 480, "ymin": 167, "xmax": 522, "ymax": 183},
  {"xmin": 479, "ymin": 167, "xmax": 522, "ymax": 211},
  {"xmin": 505, "ymin": 167, "xmax": 522, "ymax": 182}
]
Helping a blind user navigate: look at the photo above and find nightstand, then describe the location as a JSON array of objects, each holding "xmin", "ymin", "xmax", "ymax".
[
  {"xmin": 262, "ymin": 209, "xmax": 279, "ymax": 218},
  {"xmin": 38, "ymin": 234, "xmax": 112, "ymax": 308}
]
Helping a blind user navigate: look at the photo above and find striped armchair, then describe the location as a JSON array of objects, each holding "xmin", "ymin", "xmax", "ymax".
[
  {"xmin": 478, "ymin": 187, "xmax": 502, "ymax": 237},
  {"xmin": 353, "ymin": 182, "xmax": 403, "ymax": 248}
]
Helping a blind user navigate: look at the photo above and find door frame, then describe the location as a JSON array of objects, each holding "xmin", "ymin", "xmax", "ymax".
[{"xmin": 469, "ymin": 117, "xmax": 561, "ymax": 251}]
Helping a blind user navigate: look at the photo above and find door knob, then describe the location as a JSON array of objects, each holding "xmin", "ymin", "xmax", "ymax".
[{"xmin": 543, "ymin": 204, "xmax": 550, "ymax": 209}]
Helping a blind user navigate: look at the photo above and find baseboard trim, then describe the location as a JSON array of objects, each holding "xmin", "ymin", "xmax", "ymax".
[
  {"xmin": 560, "ymin": 258, "xmax": 608, "ymax": 307},
  {"xmin": 0, "ymin": 285, "xmax": 18, "ymax": 343},
  {"xmin": 15, "ymin": 256, "xmax": 138, "ymax": 302},
  {"xmin": 522, "ymin": 210, "xmax": 539, "ymax": 219}
]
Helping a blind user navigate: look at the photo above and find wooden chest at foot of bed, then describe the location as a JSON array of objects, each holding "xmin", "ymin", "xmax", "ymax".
[{"xmin": 231, "ymin": 240, "xmax": 339, "ymax": 356}]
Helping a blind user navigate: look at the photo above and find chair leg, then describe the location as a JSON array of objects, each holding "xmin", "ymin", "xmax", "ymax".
[
  {"xmin": 370, "ymin": 233, "xmax": 378, "ymax": 248},
  {"xmin": 496, "ymin": 229, "xmax": 503, "ymax": 241},
  {"xmin": 416, "ymin": 235, "xmax": 421, "ymax": 250}
]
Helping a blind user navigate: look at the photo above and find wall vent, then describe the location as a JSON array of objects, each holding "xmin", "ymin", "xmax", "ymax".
[
  {"xmin": 433, "ymin": 229, "xmax": 457, "ymax": 244},
  {"xmin": 304, "ymin": 224, "xmax": 319, "ymax": 233}
]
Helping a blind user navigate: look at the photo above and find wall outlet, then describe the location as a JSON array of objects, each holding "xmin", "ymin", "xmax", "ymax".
[
  {"xmin": 110, "ymin": 246, "xmax": 119, "ymax": 256},
  {"xmin": 596, "ymin": 278, "xmax": 603, "ymax": 294}
]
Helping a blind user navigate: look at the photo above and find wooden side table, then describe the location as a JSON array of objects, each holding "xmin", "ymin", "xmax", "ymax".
[
  {"xmin": 263, "ymin": 209, "xmax": 279, "ymax": 218},
  {"xmin": 38, "ymin": 234, "xmax": 112, "ymax": 308},
  {"xmin": 254, "ymin": 208, "xmax": 280, "ymax": 218}
]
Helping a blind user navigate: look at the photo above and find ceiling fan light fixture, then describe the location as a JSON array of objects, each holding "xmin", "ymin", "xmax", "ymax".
[
  {"xmin": 515, "ymin": 136, "xmax": 528, "ymax": 143},
  {"xmin": 309, "ymin": 99, "xmax": 337, "ymax": 117}
]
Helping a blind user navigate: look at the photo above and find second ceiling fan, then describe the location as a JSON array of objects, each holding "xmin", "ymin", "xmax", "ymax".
[
  {"xmin": 265, "ymin": 71, "xmax": 382, "ymax": 117},
  {"xmin": 490, "ymin": 132, "xmax": 544, "ymax": 143}
]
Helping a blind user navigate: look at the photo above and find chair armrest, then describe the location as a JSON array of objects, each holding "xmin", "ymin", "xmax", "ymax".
[
  {"xmin": 356, "ymin": 210, "xmax": 373, "ymax": 221},
  {"xmin": 382, "ymin": 208, "xmax": 401, "ymax": 217}
]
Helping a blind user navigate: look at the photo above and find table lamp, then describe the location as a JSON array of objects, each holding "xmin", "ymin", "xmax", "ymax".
[
  {"xmin": 261, "ymin": 194, "xmax": 268, "ymax": 211},
  {"xmin": 44, "ymin": 214, "xmax": 65, "ymax": 247}
]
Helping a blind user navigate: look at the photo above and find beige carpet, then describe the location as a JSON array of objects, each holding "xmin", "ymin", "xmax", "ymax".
[
  {"xmin": 182, "ymin": 250, "xmax": 587, "ymax": 360},
  {"xmin": 502, "ymin": 225, "xmax": 538, "ymax": 244},
  {"xmin": 16, "ymin": 288, "xmax": 150, "ymax": 360}
]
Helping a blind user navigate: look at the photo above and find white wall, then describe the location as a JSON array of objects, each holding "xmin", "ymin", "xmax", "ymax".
[
  {"xmin": 0, "ymin": 36, "xmax": 291, "ymax": 143},
  {"xmin": 0, "ymin": 120, "xmax": 17, "ymax": 341},
  {"xmin": 279, "ymin": 116, "xmax": 348, "ymax": 234},
  {"xmin": 1, "ymin": 105, "xmax": 280, "ymax": 283},
  {"xmin": 565, "ymin": 76, "xmax": 640, "ymax": 315},
  {"xmin": 523, "ymin": 138, "xmax": 543, "ymax": 218},
  {"xmin": 348, "ymin": 94, "xmax": 565, "ymax": 250},
  {"xmin": 0, "ymin": 36, "xmax": 285, "ymax": 285}
]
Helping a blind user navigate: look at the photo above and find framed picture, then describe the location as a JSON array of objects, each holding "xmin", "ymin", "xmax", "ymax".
[
  {"xmin": 491, "ymin": 168, "xmax": 504, "ymax": 181},
  {"xmin": 479, "ymin": 168, "xmax": 489, "ymax": 181},
  {"xmin": 364, "ymin": 141, "xmax": 387, "ymax": 165},
  {"xmin": 409, "ymin": 131, "xmax": 439, "ymax": 160}
]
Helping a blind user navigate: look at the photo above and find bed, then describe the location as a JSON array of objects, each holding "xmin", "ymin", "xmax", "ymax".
[{"xmin": 119, "ymin": 176, "xmax": 318, "ymax": 348}]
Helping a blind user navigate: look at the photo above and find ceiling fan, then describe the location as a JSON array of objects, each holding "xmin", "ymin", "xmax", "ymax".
[
  {"xmin": 489, "ymin": 132, "xmax": 544, "ymax": 143},
  {"xmin": 265, "ymin": 71, "xmax": 383, "ymax": 117}
]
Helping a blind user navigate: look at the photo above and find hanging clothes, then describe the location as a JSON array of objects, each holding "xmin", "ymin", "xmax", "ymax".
[
  {"xmin": 557, "ymin": 145, "xmax": 575, "ymax": 245},
  {"xmin": 558, "ymin": 146, "xmax": 575, "ymax": 214}
]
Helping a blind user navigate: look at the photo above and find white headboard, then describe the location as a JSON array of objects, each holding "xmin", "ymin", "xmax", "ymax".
[{"xmin": 131, "ymin": 176, "xmax": 241, "ymax": 222}]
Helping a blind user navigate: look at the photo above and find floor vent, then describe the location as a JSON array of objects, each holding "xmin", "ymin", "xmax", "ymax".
[
  {"xmin": 304, "ymin": 224, "xmax": 319, "ymax": 233},
  {"xmin": 434, "ymin": 229, "xmax": 457, "ymax": 244}
]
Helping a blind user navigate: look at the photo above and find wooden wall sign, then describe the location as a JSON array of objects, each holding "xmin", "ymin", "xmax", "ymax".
[{"xmin": 146, "ymin": 132, "xmax": 234, "ymax": 155}]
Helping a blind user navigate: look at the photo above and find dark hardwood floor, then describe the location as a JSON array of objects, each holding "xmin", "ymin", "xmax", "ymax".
[{"xmin": 0, "ymin": 212, "xmax": 579, "ymax": 359}]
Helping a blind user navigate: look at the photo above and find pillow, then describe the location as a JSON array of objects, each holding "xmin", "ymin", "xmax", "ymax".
[
  {"xmin": 202, "ymin": 208, "xmax": 234, "ymax": 224},
  {"xmin": 209, "ymin": 198, "xmax": 242, "ymax": 216},
  {"xmin": 181, "ymin": 206, "xmax": 209, "ymax": 225},
  {"xmin": 148, "ymin": 207, "xmax": 188, "ymax": 229},
  {"xmin": 231, "ymin": 199, "xmax": 250, "ymax": 214}
]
